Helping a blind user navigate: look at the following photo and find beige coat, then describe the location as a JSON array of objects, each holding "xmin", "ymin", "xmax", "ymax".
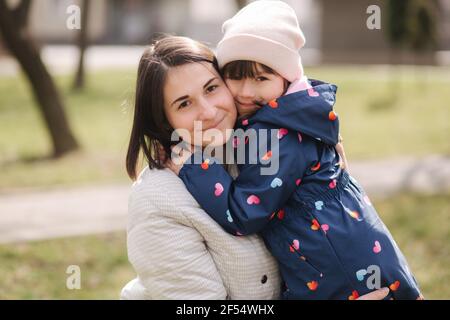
[{"xmin": 120, "ymin": 167, "xmax": 281, "ymax": 300}]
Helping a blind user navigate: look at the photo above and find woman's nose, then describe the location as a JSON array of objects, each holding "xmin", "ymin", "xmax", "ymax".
[{"xmin": 198, "ymin": 98, "xmax": 217, "ymax": 121}]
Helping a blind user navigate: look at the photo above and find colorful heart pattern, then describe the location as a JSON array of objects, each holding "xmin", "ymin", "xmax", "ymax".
[
  {"xmin": 214, "ymin": 183, "xmax": 224, "ymax": 196},
  {"xmin": 201, "ymin": 159, "xmax": 210, "ymax": 170},
  {"xmin": 356, "ymin": 269, "xmax": 367, "ymax": 281},
  {"xmin": 348, "ymin": 290, "xmax": 359, "ymax": 300},
  {"xmin": 329, "ymin": 179, "xmax": 337, "ymax": 189},
  {"xmin": 268, "ymin": 99, "xmax": 278, "ymax": 108},
  {"xmin": 277, "ymin": 209, "xmax": 285, "ymax": 220},
  {"xmin": 329, "ymin": 111, "xmax": 337, "ymax": 121},
  {"xmin": 311, "ymin": 162, "xmax": 321, "ymax": 171},
  {"xmin": 277, "ymin": 128, "xmax": 288, "ymax": 139},
  {"xmin": 315, "ymin": 201, "xmax": 324, "ymax": 210},
  {"xmin": 270, "ymin": 177, "xmax": 283, "ymax": 188},
  {"xmin": 311, "ymin": 219, "xmax": 329, "ymax": 234},
  {"xmin": 344, "ymin": 206, "xmax": 363, "ymax": 222},
  {"xmin": 262, "ymin": 150, "xmax": 272, "ymax": 161},
  {"xmin": 311, "ymin": 219, "xmax": 321, "ymax": 231},
  {"xmin": 307, "ymin": 88, "xmax": 320, "ymax": 97},
  {"xmin": 389, "ymin": 280, "xmax": 400, "ymax": 291},
  {"xmin": 247, "ymin": 195, "xmax": 260, "ymax": 205},
  {"xmin": 292, "ymin": 239, "xmax": 300, "ymax": 250},
  {"xmin": 373, "ymin": 241, "xmax": 382, "ymax": 254},
  {"xmin": 232, "ymin": 137, "xmax": 240, "ymax": 148},
  {"xmin": 226, "ymin": 210, "xmax": 233, "ymax": 223},
  {"xmin": 307, "ymin": 281, "xmax": 318, "ymax": 291}
]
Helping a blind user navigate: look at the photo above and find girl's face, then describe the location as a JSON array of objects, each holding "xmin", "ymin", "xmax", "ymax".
[
  {"xmin": 164, "ymin": 62, "xmax": 237, "ymax": 147},
  {"xmin": 224, "ymin": 64, "xmax": 286, "ymax": 118}
]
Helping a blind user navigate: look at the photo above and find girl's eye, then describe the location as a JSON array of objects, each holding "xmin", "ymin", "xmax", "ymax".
[
  {"xmin": 178, "ymin": 100, "xmax": 191, "ymax": 110},
  {"xmin": 206, "ymin": 85, "xmax": 218, "ymax": 93},
  {"xmin": 256, "ymin": 76, "xmax": 268, "ymax": 82}
]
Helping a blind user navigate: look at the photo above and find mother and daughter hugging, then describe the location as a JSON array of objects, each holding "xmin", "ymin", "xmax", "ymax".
[{"xmin": 121, "ymin": 1, "xmax": 422, "ymax": 300}]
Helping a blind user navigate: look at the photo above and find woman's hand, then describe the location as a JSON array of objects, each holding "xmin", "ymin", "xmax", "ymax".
[
  {"xmin": 165, "ymin": 158, "xmax": 183, "ymax": 175},
  {"xmin": 356, "ymin": 287, "xmax": 390, "ymax": 300}
]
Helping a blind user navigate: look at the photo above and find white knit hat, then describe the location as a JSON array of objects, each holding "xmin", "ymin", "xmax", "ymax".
[{"xmin": 217, "ymin": 0, "xmax": 306, "ymax": 82}]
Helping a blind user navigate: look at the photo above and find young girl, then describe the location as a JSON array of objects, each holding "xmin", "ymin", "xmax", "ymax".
[{"xmin": 169, "ymin": 1, "xmax": 422, "ymax": 300}]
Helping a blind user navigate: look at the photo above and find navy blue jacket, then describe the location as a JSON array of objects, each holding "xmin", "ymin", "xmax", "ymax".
[{"xmin": 179, "ymin": 79, "xmax": 421, "ymax": 300}]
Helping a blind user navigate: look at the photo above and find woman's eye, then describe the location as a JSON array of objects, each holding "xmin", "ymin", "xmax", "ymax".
[
  {"xmin": 256, "ymin": 76, "xmax": 268, "ymax": 82},
  {"xmin": 206, "ymin": 85, "xmax": 218, "ymax": 93},
  {"xmin": 178, "ymin": 100, "xmax": 191, "ymax": 109}
]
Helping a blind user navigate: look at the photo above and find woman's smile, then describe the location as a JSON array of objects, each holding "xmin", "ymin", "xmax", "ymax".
[{"xmin": 206, "ymin": 114, "xmax": 226, "ymax": 130}]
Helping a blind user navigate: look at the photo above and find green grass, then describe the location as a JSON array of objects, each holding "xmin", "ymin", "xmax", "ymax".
[
  {"xmin": 374, "ymin": 193, "xmax": 450, "ymax": 300},
  {"xmin": 0, "ymin": 232, "xmax": 133, "ymax": 299},
  {"xmin": 0, "ymin": 193, "xmax": 448, "ymax": 299},
  {"xmin": 0, "ymin": 65, "xmax": 449, "ymax": 189},
  {"xmin": 0, "ymin": 70, "xmax": 136, "ymax": 190},
  {"xmin": 307, "ymin": 65, "xmax": 450, "ymax": 159}
]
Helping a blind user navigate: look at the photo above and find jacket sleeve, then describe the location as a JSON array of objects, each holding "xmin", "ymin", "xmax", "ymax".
[
  {"xmin": 127, "ymin": 183, "xmax": 228, "ymax": 299},
  {"xmin": 179, "ymin": 129, "xmax": 312, "ymax": 236},
  {"xmin": 249, "ymin": 84, "xmax": 340, "ymax": 145}
]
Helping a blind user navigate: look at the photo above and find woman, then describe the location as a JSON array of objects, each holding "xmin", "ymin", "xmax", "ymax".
[{"xmin": 120, "ymin": 36, "xmax": 389, "ymax": 300}]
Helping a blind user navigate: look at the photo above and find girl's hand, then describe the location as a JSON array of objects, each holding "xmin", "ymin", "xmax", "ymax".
[
  {"xmin": 165, "ymin": 144, "xmax": 193, "ymax": 176},
  {"xmin": 356, "ymin": 287, "xmax": 389, "ymax": 300},
  {"xmin": 357, "ymin": 288, "xmax": 424, "ymax": 300},
  {"xmin": 156, "ymin": 143, "xmax": 168, "ymax": 164},
  {"xmin": 335, "ymin": 134, "xmax": 349, "ymax": 172}
]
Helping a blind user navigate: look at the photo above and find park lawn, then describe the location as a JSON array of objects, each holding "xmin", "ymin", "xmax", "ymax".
[
  {"xmin": 0, "ymin": 192, "xmax": 448, "ymax": 299},
  {"xmin": 0, "ymin": 232, "xmax": 133, "ymax": 299},
  {"xmin": 307, "ymin": 65, "xmax": 450, "ymax": 159},
  {"xmin": 0, "ymin": 65, "xmax": 449, "ymax": 190},
  {"xmin": 0, "ymin": 70, "xmax": 136, "ymax": 190}
]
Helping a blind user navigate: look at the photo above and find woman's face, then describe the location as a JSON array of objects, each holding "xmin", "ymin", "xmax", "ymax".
[{"xmin": 164, "ymin": 62, "xmax": 237, "ymax": 147}]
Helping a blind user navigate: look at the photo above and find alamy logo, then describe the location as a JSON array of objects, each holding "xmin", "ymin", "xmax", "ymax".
[
  {"xmin": 171, "ymin": 121, "xmax": 280, "ymax": 175},
  {"xmin": 66, "ymin": 5, "xmax": 81, "ymax": 30},
  {"xmin": 356, "ymin": 265, "xmax": 381, "ymax": 290},
  {"xmin": 366, "ymin": 5, "xmax": 381, "ymax": 30},
  {"xmin": 66, "ymin": 265, "xmax": 81, "ymax": 290}
]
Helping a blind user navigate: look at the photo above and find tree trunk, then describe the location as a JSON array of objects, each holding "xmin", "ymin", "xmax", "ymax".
[
  {"xmin": 73, "ymin": 0, "xmax": 90, "ymax": 90},
  {"xmin": 0, "ymin": 0, "xmax": 79, "ymax": 157}
]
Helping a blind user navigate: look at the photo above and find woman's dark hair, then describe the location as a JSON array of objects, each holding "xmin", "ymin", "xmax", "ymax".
[{"xmin": 126, "ymin": 35, "xmax": 219, "ymax": 180}]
